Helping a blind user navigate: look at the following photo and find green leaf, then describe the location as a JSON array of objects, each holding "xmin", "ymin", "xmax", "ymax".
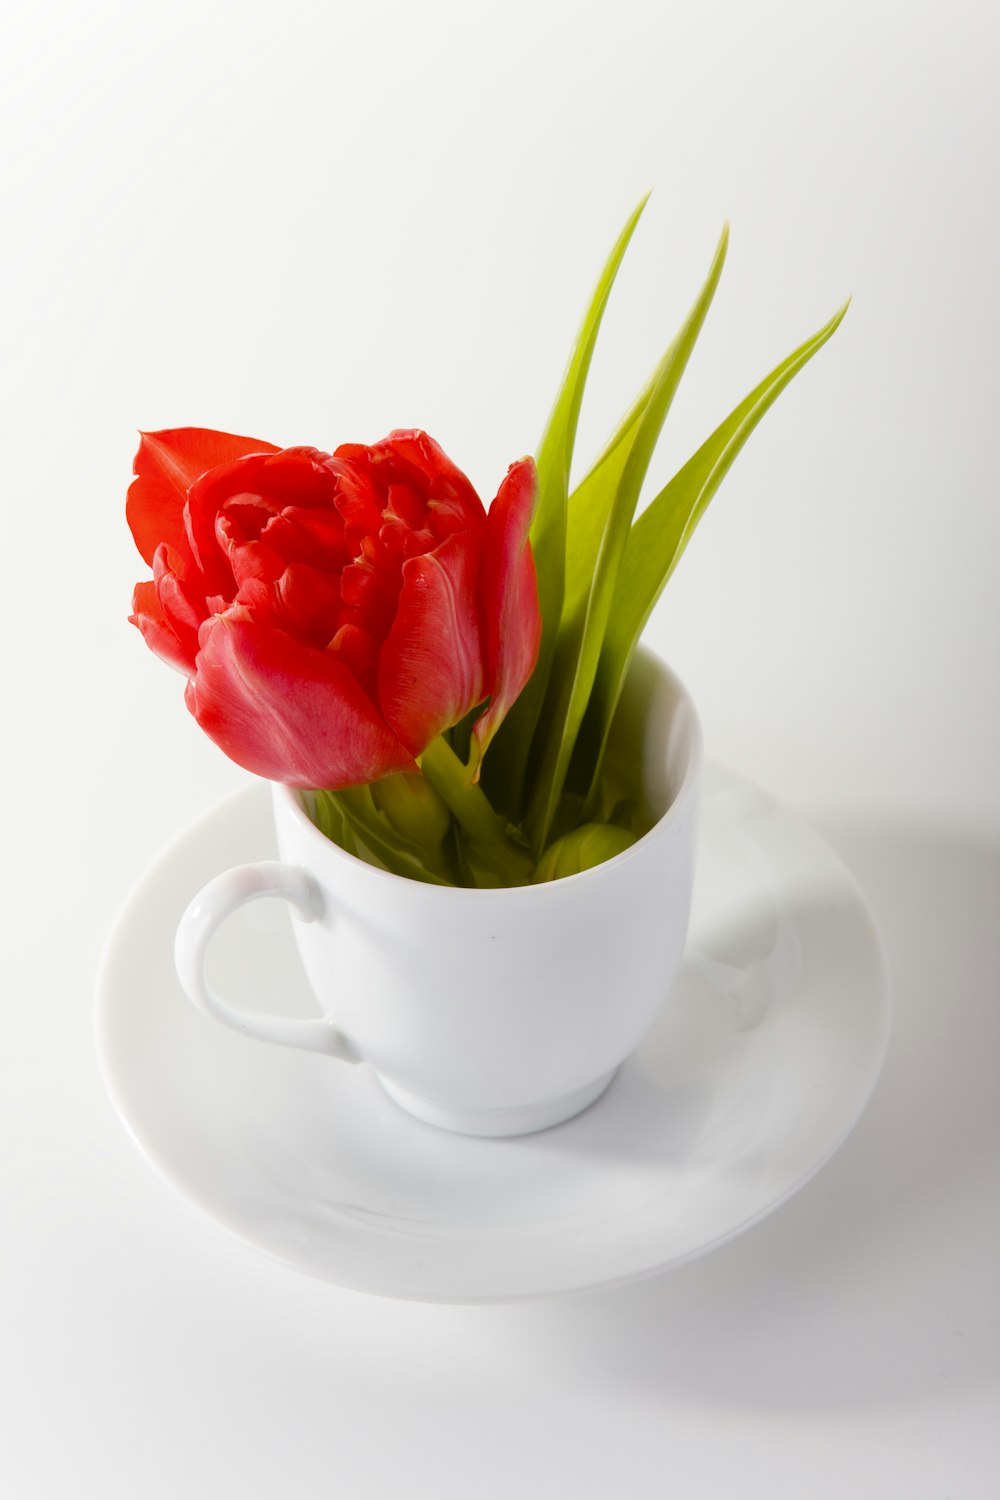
[
  {"xmin": 311, "ymin": 789, "xmax": 359, "ymax": 856},
  {"xmin": 559, "ymin": 259, "xmax": 722, "ymax": 624},
  {"xmin": 562, "ymin": 402, "xmax": 649, "ymax": 626},
  {"xmin": 482, "ymin": 194, "xmax": 650, "ymax": 818},
  {"xmin": 524, "ymin": 225, "xmax": 730, "ymax": 853},
  {"xmin": 327, "ymin": 786, "xmax": 453, "ymax": 885},
  {"xmin": 579, "ymin": 298, "xmax": 851, "ymax": 812}
]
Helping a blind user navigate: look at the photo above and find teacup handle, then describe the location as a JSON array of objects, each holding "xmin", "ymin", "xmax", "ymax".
[{"xmin": 174, "ymin": 861, "xmax": 358, "ymax": 1062}]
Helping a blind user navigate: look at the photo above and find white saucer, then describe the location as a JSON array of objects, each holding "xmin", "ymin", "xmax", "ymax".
[{"xmin": 95, "ymin": 764, "xmax": 890, "ymax": 1303}]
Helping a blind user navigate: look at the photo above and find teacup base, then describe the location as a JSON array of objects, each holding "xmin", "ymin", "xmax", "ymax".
[{"xmin": 376, "ymin": 1068, "xmax": 619, "ymax": 1138}]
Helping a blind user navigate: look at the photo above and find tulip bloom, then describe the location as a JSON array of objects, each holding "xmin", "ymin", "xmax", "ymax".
[{"xmin": 129, "ymin": 428, "xmax": 541, "ymax": 789}]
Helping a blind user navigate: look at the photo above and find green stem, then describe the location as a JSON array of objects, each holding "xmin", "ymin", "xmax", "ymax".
[{"xmin": 419, "ymin": 737, "xmax": 534, "ymax": 886}]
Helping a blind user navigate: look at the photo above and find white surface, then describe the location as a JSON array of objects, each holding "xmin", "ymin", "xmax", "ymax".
[
  {"xmin": 2, "ymin": 0, "xmax": 998, "ymax": 1493},
  {"xmin": 96, "ymin": 766, "xmax": 890, "ymax": 1300}
]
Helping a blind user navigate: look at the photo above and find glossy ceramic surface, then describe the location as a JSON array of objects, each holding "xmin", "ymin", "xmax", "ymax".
[
  {"xmin": 95, "ymin": 764, "xmax": 890, "ymax": 1303},
  {"xmin": 173, "ymin": 652, "xmax": 702, "ymax": 1135}
]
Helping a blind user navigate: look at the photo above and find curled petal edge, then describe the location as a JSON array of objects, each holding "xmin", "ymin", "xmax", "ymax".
[
  {"xmin": 127, "ymin": 427, "xmax": 279, "ymax": 568},
  {"xmin": 469, "ymin": 457, "xmax": 542, "ymax": 780}
]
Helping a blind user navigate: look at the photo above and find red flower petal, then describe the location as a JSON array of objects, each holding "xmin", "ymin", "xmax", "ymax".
[
  {"xmin": 470, "ymin": 457, "xmax": 541, "ymax": 775},
  {"xmin": 127, "ymin": 428, "xmax": 279, "ymax": 568},
  {"xmin": 129, "ymin": 580, "xmax": 196, "ymax": 675},
  {"xmin": 334, "ymin": 430, "xmax": 484, "ymax": 539},
  {"xmin": 185, "ymin": 446, "xmax": 334, "ymax": 599},
  {"xmin": 152, "ymin": 543, "xmax": 204, "ymax": 668},
  {"xmin": 274, "ymin": 562, "xmax": 344, "ymax": 648},
  {"xmin": 377, "ymin": 532, "xmax": 487, "ymax": 756},
  {"xmin": 330, "ymin": 622, "xmax": 379, "ymax": 690},
  {"xmin": 186, "ymin": 616, "xmax": 416, "ymax": 788}
]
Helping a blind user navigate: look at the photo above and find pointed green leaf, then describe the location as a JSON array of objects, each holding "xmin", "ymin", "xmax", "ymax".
[
  {"xmin": 311, "ymin": 788, "xmax": 363, "ymax": 858},
  {"xmin": 482, "ymin": 195, "xmax": 650, "ymax": 817},
  {"xmin": 579, "ymin": 299, "xmax": 851, "ymax": 812},
  {"xmin": 562, "ymin": 401, "xmax": 648, "ymax": 625},
  {"xmin": 524, "ymin": 226, "xmax": 730, "ymax": 852}
]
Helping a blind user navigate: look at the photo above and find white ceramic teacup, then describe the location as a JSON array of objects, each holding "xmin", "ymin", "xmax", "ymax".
[{"xmin": 174, "ymin": 649, "xmax": 702, "ymax": 1137}]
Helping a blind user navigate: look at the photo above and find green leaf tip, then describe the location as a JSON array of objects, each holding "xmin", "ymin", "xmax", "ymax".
[{"xmin": 820, "ymin": 297, "xmax": 851, "ymax": 335}]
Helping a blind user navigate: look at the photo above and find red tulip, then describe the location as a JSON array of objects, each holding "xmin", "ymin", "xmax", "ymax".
[{"xmin": 128, "ymin": 427, "xmax": 541, "ymax": 789}]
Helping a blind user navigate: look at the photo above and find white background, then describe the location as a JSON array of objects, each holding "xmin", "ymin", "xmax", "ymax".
[{"xmin": 2, "ymin": 0, "xmax": 998, "ymax": 1495}]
